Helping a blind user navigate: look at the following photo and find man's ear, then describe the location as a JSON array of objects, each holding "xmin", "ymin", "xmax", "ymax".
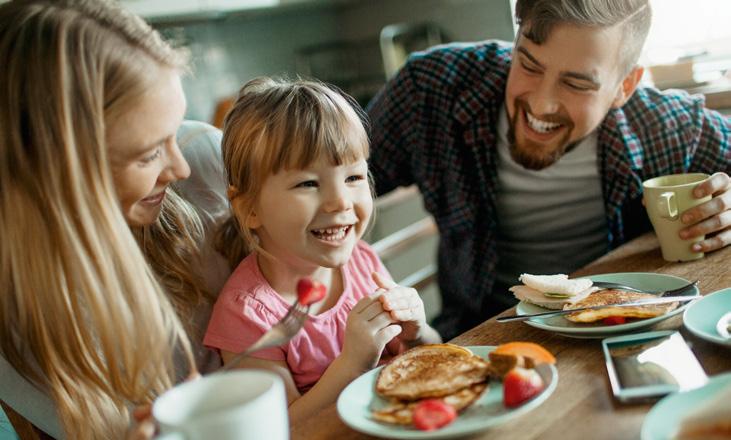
[{"xmin": 611, "ymin": 66, "xmax": 644, "ymax": 108}]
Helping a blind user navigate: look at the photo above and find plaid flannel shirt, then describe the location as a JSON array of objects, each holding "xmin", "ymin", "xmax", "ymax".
[{"xmin": 367, "ymin": 40, "xmax": 731, "ymax": 338}]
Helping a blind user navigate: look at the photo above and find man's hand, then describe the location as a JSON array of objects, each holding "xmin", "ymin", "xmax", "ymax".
[{"xmin": 679, "ymin": 172, "xmax": 731, "ymax": 252}]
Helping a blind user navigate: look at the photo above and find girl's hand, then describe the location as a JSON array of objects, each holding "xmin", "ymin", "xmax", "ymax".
[
  {"xmin": 372, "ymin": 272, "xmax": 427, "ymax": 342},
  {"xmin": 372, "ymin": 272, "xmax": 442, "ymax": 346},
  {"xmin": 341, "ymin": 293, "xmax": 402, "ymax": 372},
  {"xmin": 126, "ymin": 372, "xmax": 201, "ymax": 440},
  {"xmin": 126, "ymin": 405, "xmax": 155, "ymax": 440}
]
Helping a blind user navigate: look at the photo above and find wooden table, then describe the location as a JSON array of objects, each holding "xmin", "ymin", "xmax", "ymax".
[{"xmin": 292, "ymin": 233, "xmax": 731, "ymax": 440}]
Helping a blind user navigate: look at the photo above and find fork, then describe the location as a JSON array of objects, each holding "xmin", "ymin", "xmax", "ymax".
[
  {"xmin": 590, "ymin": 280, "xmax": 698, "ymax": 296},
  {"xmin": 221, "ymin": 301, "xmax": 310, "ymax": 371}
]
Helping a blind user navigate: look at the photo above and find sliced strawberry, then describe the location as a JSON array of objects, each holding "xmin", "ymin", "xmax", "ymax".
[
  {"xmin": 412, "ymin": 399, "xmax": 457, "ymax": 431},
  {"xmin": 601, "ymin": 316, "xmax": 627, "ymax": 325},
  {"xmin": 503, "ymin": 367, "xmax": 544, "ymax": 408},
  {"xmin": 296, "ymin": 278, "xmax": 326, "ymax": 305}
]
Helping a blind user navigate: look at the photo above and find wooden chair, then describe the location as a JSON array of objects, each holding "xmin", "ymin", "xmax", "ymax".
[{"xmin": 370, "ymin": 185, "xmax": 438, "ymax": 292}]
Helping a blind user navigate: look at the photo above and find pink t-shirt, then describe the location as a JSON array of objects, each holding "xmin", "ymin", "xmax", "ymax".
[{"xmin": 204, "ymin": 240, "xmax": 391, "ymax": 392}]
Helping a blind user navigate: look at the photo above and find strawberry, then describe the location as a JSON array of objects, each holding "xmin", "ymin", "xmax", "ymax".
[
  {"xmin": 296, "ymin": 278, "xmax": 326, "ymax": 305},
  {"xmin": 503, "ymin": 367, "xmax": 544, "ymax": 408},
  {"xmin": 412, "ymin": 399, "xmax": 457, "ymax": 431},
  {"xmin": 601, "ymin": 316, "xmax": 627, "ymax": 325}
]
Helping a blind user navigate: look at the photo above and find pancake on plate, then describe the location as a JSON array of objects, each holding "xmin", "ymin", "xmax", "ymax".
[
  {"xmin": 372, "ymin": 344, "xmax": 490, "ymax": 425},
  {"xmin": 510, "ymin": 274, "xmax": 598, "ymax": 310},
  {"xmin": 563, "ymin": 289, "xmax": 679, "ymax": 323}
]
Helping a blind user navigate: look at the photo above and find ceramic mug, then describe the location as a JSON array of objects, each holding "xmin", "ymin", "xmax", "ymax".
[
  {"xmin": 643, "ymin": 173, "xmax": 711, "ymax": 262},
  {"xmin": 153, "ymin": 369, "xmax": 288, "ymax": 440}
]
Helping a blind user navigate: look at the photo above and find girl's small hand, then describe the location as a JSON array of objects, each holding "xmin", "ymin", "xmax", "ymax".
[
  {"xmin": 372, "ymin": 272, "xmax": 428, "ymax": 343},
  {"xmin": 341, "ymin": 293, "xmax": 402, "ymax": 372},
  {"xmin": 126, "ymin": 405, "xmax": 155, "ymax": 440}
]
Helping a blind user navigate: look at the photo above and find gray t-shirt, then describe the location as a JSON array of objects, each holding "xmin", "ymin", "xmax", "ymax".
[
  {"xmin": 494, "ymin": 106, "xmax": 609, "ymax": 289},
  {"xmin": 0, "ymin": 120, "xmax": 231, "ymax": 438}
]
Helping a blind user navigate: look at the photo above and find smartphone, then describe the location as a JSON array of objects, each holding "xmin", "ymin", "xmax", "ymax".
[{"xmin": 602, "ymin": 330, "xmax": 708, "ymax": 402}]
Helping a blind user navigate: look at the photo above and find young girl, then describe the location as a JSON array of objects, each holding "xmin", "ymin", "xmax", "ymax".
[{"xmin": 204, "ymin": 77, "xmax": 441, "ymax": 425}]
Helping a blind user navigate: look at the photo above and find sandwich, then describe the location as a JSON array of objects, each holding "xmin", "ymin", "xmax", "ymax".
[{"xmin": 510, "ymin": 273, "xmax": 598, "ymax": 310}]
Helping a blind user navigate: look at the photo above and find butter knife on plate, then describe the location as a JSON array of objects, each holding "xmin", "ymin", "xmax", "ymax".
[{"xmin": 497, "ymin": 295, "xmax": 702, "ymax": 323}]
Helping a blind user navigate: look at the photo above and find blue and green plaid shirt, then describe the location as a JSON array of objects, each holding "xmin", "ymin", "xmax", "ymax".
[{"xmin": 367, "ymin": 41, "xmax": 731, "ymax": 338}]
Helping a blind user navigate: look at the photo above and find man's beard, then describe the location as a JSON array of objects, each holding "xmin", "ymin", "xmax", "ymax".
[{"xmin": 506, "ymin": 99, "xmax": 576, "ymax": 171}]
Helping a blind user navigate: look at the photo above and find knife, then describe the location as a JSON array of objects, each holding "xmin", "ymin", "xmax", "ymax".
[{"xmin": 496, "ymin": 295, "xmax": 702, "ymax": 323}]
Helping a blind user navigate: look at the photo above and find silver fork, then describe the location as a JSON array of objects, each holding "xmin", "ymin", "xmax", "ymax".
[
  {"xmin": 591, "ymin": 280, "xmax": 698, "ymax": 296},
  {"xmin": 221, "ymin": 301, "xmax": 310, "ymax": 371}
]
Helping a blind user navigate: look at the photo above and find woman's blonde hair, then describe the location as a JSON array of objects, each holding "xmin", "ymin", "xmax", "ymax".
[
  {"xmin": 216, "ymin": 77, "xmax": 371, "ymax": 268},
  {"xmin": 0, "ymin": 0, "xmax": 207, "ymax": 438}
]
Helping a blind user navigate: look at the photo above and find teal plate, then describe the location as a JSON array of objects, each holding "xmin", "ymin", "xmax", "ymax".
[
  {"xmin": 336, "ymin": 346, "xmax": 558, "ymax": 439},
  {"xmin": 684, "ymin": 287, "xmax": 731, "ymax": 347},
  {"xmin": 641, "ymin": 371, "xmax": 731, "ymax": 440},
  {"xmin": 515, "ymin": 273, "xmax": 698, "ymax": 338}
]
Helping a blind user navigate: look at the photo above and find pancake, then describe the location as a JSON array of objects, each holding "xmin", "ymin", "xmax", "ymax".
[
  {"xmin": 371, "ymin": 383, "xmax": 488, "ymax": 425},
  {"xmin": 563, "ymin": 289, "xmax": 679, "ymax": 323},
  {"xmin": 376, "ymin": 344, "xmax": 490, "ymax": 400}
]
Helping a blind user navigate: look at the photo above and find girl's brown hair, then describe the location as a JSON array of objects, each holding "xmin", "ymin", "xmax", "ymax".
[{"xmin": 216, "ymin": 77, "xmax": 371, "ymax": 268}]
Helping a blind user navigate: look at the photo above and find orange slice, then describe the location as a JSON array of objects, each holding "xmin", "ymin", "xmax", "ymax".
[{"xmin": 492, "ymin": 342, "xmax": 556, "ymax": 365}]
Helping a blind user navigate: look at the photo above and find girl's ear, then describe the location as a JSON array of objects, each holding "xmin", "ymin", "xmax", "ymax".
[
  {"xmin": 231, "ymin": 196, "xmax": 261, "ymax": 229},
  {"xmin": 245, "ymin": 211, "xmax": 261, "ymax": 229}
]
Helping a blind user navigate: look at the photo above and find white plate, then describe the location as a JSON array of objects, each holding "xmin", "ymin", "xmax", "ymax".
[
  {"xmin": 641, "ymin": 371, "xmax": 731, "ymax": 440},
  {"xmin": 336, "ymin": 346, "xmax": 558, "ymax": 439},
  {"xmin": 683, "ymin": 287, "xmax": 731, "ymax": 346},
  {"xmin": 515, "ymin": 273, "xmax": 698, "ymax": 339}
]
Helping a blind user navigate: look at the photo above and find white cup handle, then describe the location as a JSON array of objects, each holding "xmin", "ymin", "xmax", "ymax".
[{"xmin": 657, "ymin": 191, "xmax": 678, "ymax": 220}]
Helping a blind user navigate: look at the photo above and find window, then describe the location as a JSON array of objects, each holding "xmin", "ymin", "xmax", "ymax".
[{"xmin": 642, "ymin": 0, "xmax": 731, "ymax": 83}]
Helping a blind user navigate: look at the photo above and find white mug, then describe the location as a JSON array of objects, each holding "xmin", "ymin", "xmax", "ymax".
[{"xmin": 153, "ymin": 370, "xmax": 289, "ymax": 440}]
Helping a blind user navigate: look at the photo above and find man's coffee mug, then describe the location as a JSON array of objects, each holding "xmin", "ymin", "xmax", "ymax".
[
  {"xmin": 643, "ymin": 173, "xmax": 711, "ymax": 262},
  {"xmin": 153, "ymin": 370, "xmax": 288, "ymax": 440}
]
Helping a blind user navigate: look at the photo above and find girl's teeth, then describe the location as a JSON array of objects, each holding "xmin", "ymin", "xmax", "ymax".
[
  {"xmin": 526, "ymin": 111, "xmax": 562, "ymax": 133},
  {"xmin": 312, "ymin": 226, "xmax": 349, "ymax": 241}
]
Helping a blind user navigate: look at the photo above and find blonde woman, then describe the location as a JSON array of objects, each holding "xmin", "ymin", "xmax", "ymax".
[{"xmin": 0, "ymin": 1, "xmax": 229, "ymax": 438}]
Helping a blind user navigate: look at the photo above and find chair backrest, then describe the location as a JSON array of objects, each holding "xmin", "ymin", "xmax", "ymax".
[
  {"xmin": 370, "ymin": 185, "xmax": 438, "ymax": 292},
  {"xmin": 379, "ymin": 22, "xmax": 448, "ymax": 79}
]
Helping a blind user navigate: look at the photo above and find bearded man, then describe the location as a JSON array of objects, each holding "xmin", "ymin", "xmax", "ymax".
[{"xmin": 367, "ymin": 0, "xmax": 731, "ymax": 339}]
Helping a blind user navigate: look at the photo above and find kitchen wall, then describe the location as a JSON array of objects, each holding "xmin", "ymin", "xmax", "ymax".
[{"xmin": 155, "ymin": 0, "xmax": 515, "ymax": 122}]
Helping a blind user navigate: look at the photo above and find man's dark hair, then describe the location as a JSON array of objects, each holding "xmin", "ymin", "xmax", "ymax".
[{"xmin": 515, "ymin": 0, "xmax": 652, "ymax": 76}]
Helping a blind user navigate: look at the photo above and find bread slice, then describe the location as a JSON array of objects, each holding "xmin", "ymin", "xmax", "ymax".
[
  {"xmin": 519, "ymin": 274, "xmax": 593, "ymax": 296},
  {"xmin": 375, "ymin": 344, "xmax": 491, "ymax": 400}
]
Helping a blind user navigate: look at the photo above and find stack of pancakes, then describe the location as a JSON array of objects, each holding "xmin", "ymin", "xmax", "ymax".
[{"xmin": 372, "ymin": 344, "xmax": 490, "ymax": 425}]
